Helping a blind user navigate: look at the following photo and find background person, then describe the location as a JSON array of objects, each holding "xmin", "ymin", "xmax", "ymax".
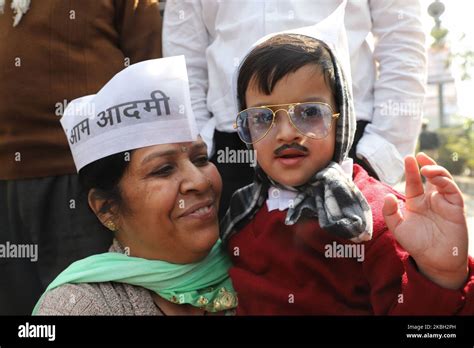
[
  {"xmin": 0, "ymin": 0, "xmax": 163, "ymax": 314},
  {"xmin": 418, "ymin": 119, "xmax": 440, "ymax": 161}
]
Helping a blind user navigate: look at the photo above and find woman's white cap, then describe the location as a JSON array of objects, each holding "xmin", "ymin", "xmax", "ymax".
[{"xmin": 60, "ymin": 56, "xmax": 199, "ymax": 172}]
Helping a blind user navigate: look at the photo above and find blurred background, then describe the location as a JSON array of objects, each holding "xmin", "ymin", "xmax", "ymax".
[{"xmin": 391, "ymin": 0, "xmax": 474, "ymax": 253}]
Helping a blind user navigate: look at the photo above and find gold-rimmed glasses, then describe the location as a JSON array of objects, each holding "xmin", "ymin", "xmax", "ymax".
[{"xmin": 233, "ymin": 102, "xmax": 340, "ymax": 144}]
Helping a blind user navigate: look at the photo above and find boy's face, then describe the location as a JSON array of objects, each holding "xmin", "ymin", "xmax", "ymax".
[{"xmin": 246, "ymin": 64, "xmax": 337, "ymax": 187}]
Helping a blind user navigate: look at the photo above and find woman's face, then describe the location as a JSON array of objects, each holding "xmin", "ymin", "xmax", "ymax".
[{"xmin": 110, "ymin": 139, "xmax": 222, "ymax": 264}]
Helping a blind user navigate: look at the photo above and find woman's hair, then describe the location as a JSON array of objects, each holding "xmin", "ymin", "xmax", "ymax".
[
  {"xmin": 237, "ymin": 34, "xmax": 338, "ymax": 111},
  {"xmin": 79, "ymin": 151, "xmax": 131, "ymax": 215}
]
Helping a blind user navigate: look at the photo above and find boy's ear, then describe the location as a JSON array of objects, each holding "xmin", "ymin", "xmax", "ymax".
[{"xmin": 87, "ymin": 189, "xmax": 119, "ymax": 230}]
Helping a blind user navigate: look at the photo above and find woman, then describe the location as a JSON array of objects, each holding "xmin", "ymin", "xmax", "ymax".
[{"xmin": 33, "ymin": 56, "xmax": 237, "ymax": 315}]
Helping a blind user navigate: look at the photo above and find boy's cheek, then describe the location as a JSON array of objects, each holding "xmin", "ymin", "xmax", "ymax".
[{"xmin": 253, "ymin": 144, "xmax": 272, "ymax": 166}]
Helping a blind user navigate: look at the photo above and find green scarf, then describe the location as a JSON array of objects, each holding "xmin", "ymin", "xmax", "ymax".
[{"xmin": 32, "ymin": 240, "xmax": 237, "ymax": 315}]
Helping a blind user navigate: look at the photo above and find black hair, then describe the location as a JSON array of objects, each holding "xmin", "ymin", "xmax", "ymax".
[
  {"xmin": 79, "ymin": 151, "xmax": 132, "ymax": 215},
  {"xmin": 237, "ymin": 34, "xmax": 338, "ymax": 111}
]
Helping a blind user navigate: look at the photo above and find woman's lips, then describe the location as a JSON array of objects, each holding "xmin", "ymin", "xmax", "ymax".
[
  {"xmin": 187, "ymin": 204, "xmax": 215, "ymax": 220},
  {"xmin": 178, "ymin": 201, "xmax": 216, "ymax": 222}
]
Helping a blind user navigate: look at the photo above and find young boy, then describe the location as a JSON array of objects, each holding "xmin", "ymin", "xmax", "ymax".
[{"xmin": 220, "ymin": 33, "xmax": 474, "ymax": 315}]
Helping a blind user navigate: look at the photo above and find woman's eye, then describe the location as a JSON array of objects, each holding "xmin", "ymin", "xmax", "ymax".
[
  {"xmin": 151, "ymin": 165, "xmax": 174, "ymax": 177},
  {"xmin": 193, "ymin": 155, "xmax": 209, "ymax": 166}
]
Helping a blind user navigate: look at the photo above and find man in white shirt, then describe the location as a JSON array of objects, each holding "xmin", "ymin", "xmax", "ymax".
[{"xmin": 163, "ymin": 0, "xmax": 426, "ymax": 218}]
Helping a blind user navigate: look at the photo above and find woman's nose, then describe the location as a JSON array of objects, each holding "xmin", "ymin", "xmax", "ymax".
[{"xmin": 179, "ymin": 162, "xmax": 211, "ymax": 195}]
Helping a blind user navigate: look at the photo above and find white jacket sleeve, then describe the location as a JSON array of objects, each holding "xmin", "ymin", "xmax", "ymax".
[
  {"xmin": 357, "ymin": 0, "xmax": 426, "ymax": 185},
  {"xmin": 162, "ymin": 0, "xmax": 212, "ymax": 136}
]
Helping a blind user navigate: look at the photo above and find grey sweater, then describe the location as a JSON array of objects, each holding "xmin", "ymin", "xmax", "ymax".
[{"xmin": 35, "ymin": 240, "xmax": 162, "ymax": 315}]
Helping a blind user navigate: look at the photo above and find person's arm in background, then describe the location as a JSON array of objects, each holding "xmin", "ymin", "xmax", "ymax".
[
  {"xmin": 115, "ymin": 0, "xmax": 163, "ymax": 62},
  {"xmin": 162, "ymin": 0, "xmax": 214, "ymax": 154},
  {"xmin": 357, "ymin": 0, "xmax": 426, "ymax": 186}
]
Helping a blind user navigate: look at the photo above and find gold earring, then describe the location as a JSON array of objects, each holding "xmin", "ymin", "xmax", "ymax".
[{"xmin": 104, "ymin": 220, "xmax": 117, "ymax": 232}]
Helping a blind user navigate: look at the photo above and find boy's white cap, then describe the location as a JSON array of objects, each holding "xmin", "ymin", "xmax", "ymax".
[{"xmin": 60, "ymin": 56, "xmax": 199, "ymax": 172}]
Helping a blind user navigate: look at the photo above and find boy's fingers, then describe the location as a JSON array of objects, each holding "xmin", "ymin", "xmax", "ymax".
[
  {"xmin": 404, "ymin": 156, "xmax": 424, "ymax": 199},
  {"xmin": 427, "ymin": 175, "xmax": 464, "ymax": 207},
  {"xmin": 383, "ymin": 194, "xmax": 404, "ymax": 233},
  {"xmin": 416, "ymin": 152, "xmax": 437, "ymax": 167},
  {"xmin": 420, "ymin": 164, "xmax": 454, "ymax": 181}
]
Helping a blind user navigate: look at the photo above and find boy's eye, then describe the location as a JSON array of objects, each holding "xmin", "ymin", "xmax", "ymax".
[
  {"xmin": 300, "ymin": 106, "xmax": 323, "ymax": 119},
  {"xmin": 252, "ymin": 111, "xmax": 273, "ymax": 124}
]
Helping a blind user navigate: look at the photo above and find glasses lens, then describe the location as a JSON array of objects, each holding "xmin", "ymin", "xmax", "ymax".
[
  {"xmin": 236, "ymin": 108, "xmax": 273, "ymax": 143},
  {"xmin": 291, "ymin": 103, "xmax": 334, "ymax": 138}
]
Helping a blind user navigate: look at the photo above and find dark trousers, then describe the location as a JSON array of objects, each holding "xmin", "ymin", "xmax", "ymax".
[
  {"xmin": 349, "ymin": 120, "xmax": 380, "ymax": 180},
  {"xmin": 211, "ymin": 121, "xmax": 378, "ymax": 221},
  {"xmin": 0, "ymin": 174, "xmax": 113, "ymax": 315},
  {"xmin": 210, "ymin": 130, "xmax": 255, "ymax": 220}
]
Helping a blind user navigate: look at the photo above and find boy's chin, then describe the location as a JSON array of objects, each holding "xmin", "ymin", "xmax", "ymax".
[{"xmin": 270, "ymin": 174, "xmax": 312, "ymax": 188}]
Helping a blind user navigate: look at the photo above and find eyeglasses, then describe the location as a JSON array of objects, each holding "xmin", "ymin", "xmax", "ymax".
[{"xmin": 233, "ymin": 102, "xmax": 340, "ymax": 144}]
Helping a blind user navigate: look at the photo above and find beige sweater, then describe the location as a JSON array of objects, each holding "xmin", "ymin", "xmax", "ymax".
[{"xmin": 35, "ymin": 240, "xmax": 162, "ymax": 316}]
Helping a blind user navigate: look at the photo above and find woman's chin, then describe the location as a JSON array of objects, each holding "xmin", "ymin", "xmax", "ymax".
[{"xmin": 186, "ymin": 226, "xmax": 220, "ymax": 261}]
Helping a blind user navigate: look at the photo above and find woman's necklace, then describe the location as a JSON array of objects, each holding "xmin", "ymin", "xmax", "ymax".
[{"xmin": 152, "ymin": 294, "xmax": 207, "ymax": 316}]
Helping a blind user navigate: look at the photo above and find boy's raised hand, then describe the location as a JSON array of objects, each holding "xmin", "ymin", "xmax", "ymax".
[{"xmin": 382, "ymin": 152, "xmax": 469, "ymax": 289}]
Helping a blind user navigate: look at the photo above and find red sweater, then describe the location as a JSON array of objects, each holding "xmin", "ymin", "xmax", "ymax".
[{"xmin": 228, "ymin": 165, "xmax": 474, "ymax": 315}]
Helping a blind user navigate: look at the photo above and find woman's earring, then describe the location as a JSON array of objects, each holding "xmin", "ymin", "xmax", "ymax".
[{"xmin": 105, "ymin": 220, "xmax": 117, "ymax": 232}]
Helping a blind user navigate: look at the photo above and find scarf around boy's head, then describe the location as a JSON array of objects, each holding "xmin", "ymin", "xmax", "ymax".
[{"xmin": 220, "ymin": 0, "xmax": 373, "ymax": 244}]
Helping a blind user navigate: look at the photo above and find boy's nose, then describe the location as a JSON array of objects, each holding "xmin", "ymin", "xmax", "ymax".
[{"xmin": 274, "ymin": 109, "xmax": 302, "ymax": 143}]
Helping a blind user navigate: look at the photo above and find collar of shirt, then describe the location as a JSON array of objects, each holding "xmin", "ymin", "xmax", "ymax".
[{"xmin": 266, "ymin": 158, "xmax": 353, "ymax": 212}]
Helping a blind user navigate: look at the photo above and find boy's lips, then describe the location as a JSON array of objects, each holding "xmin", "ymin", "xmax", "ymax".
[{"xmin": 274, "ymin": 148, "xmax": 308, "ymax": 167}]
